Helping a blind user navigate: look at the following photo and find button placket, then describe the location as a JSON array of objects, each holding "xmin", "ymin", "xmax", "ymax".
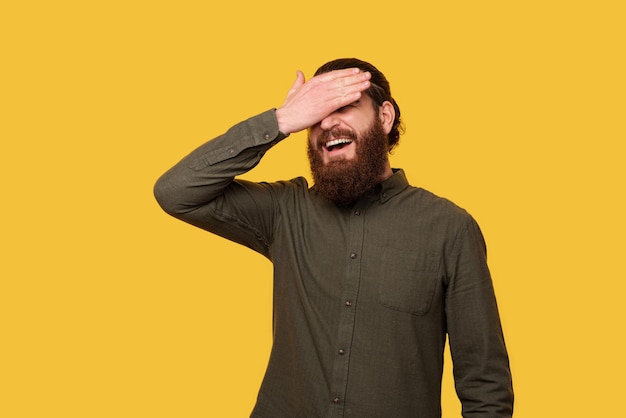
[{"xmin": 328, "ymin": 201, "xmax": 368, "ymax": 415}]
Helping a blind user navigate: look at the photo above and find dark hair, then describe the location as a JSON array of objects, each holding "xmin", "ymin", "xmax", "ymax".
[{"xmin": 314, "ymin": 58, "xmax": 404, "ymax": 151}]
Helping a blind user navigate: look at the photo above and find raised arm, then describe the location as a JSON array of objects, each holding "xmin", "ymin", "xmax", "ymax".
[{"xmin": 153, "ymin": 68, "xmax": 372, "ymax": 239}]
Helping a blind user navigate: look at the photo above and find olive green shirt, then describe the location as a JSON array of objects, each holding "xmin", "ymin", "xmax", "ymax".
[{"xmin": 154, "ymin": 110, "xmax": 513, "ymax": 417}]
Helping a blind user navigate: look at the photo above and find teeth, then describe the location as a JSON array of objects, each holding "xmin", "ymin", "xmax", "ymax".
[{"xmin": 325, "ymin": 138, "xmax": 353, "ymax": 148}]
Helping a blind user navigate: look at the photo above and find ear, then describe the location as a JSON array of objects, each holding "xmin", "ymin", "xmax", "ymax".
[{"xmin": 378, "ymin": 101, "xmax": 395, "ymax": 135}]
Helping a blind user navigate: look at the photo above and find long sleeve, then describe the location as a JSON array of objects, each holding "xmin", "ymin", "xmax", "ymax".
[
  {"xmin": 445, "ymin": 219, "xmax": 514, "ymax": 417},
  {"xmin": 153, "ymin": 109, "xmax": 289, "ymax": 255},
  {"xmin": 154, "ymin": 109, "xmax": 514, "ymax": 417}
]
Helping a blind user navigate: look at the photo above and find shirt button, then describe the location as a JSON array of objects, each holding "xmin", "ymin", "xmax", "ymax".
[
  {"xmin": 332, "ymin": 397, "xmax": 340, "ymax": 404},
  {"xmin": 382, "ymin": 192, "xmax": 387, "ymax": 198},
  {"xmin": 264, "ymin": 133, "xmax": 270, "ymax": 140},
  {"xmin": 345, "ymin": 300, "xmax": 352, "ymax": 307},
  {"xmin": 338, "ymin": 348, "xmax": 346, "ymax": 355},
  {"xmin": 354, "ymin": 210, "xmax": 360, "ymax": 216},
  {"xmin": 350, "ymin": 253, "xmax": 357, "ymax": 259}
]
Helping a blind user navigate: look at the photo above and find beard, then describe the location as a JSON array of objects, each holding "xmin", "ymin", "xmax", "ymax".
[{"xmin": 307, "ymin": 118, "xmax": 390, "ymax": 206}]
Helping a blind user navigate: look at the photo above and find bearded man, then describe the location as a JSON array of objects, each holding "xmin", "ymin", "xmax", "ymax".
[{"xmin": 154, "ymin": 58, "xmax": 514, "ymax": 418}]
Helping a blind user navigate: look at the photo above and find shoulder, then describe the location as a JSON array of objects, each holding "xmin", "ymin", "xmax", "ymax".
[
  {"xmin": 253, "ymin": 176, "xmax": 311, "ymax": 202},
  {"xmin": 258, "ymin": 176, "xmax": 309, "ymax": 191},
  {"xmin": 403, "ymin": 185, "xmax": 473, "ymax": 222}
]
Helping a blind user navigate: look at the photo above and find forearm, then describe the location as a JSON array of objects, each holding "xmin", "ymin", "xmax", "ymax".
[
  {"xmin": 448, "ymin": 292, "xmax": 513, "ymax": 417},
  {"xmin": 153, "ymin": 109, "xmax": 287, "ymax": 219},
  {"xmin": 154, "ymin": 67, "xmax": 372, "ymax": 219}
]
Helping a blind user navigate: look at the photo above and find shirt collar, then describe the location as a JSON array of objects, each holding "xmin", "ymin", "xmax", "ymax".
[{"xmin": 375, "ymin": 168, "xmax": 409, "ymax": 204}]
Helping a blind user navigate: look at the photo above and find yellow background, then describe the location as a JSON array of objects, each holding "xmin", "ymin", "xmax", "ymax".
[{"xmin": 1, "ymin": 1, "xmax": 624, "ymax": 417}]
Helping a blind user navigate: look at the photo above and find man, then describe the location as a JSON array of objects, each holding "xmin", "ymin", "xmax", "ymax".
[{"xmin": 154, "ymin": 58, "xmax": 513, "ymax": 417}]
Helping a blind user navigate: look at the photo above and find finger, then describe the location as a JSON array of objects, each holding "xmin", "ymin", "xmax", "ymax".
[
  {"xmin": 314, "ymin": 72, "xmax": 371, "ymax": 100},
  {"xmin": 286, "ymin": 70, "xmax": 306, "ymax": 97},
  {"xmin": 316, "ymin": 67, "xmax": 362, "ymax": 82},
  {"xmin": 318, "ymin": 68, "xmax": 370, "ymax": 87},
  {"xmin": 332, "ymin": 90, "xmax": 364, "ymax": 109},
  {"xmin": 326, "ymin": 77, "xmax": 371, "ymax": 104},
  {"xmin": 293, "ymin": 70, "xmax": 306, "ymax": 89},
  {"xmin": 339, "ymin": 71, "xmax": 371, "ymax": 89}
]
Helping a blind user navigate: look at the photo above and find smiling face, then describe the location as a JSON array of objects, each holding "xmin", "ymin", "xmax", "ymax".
[
  {"xmin": 308, "ymin": 94, "xmax": 380, "ymax": 165},
  {"xmin": 313, "ymin": 58, "xmax": 404, "ymax": 152},
  {"xmin": 307, "ymin": 94, "xmax": 395, "ymax": 205}
]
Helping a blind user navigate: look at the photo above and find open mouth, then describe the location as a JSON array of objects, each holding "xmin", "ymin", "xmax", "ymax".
[{"xmin": 325, "ymin": 138, "xmax": 354, "ymax": 152}]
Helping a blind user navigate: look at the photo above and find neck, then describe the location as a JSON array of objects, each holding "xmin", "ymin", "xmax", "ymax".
[{"xmin": 379, "ymin": 162, "xmax": 393, "ymax": 182}]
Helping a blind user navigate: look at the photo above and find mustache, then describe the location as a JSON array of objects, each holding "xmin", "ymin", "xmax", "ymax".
[{"xmin": 316, "ymin": 128, "xmax": 357, "ymax": 146}]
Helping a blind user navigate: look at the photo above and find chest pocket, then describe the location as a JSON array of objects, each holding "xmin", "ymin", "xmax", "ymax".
[{"xmin": 378, "ymin": 247, "xmax": 441, "ymax": 316}]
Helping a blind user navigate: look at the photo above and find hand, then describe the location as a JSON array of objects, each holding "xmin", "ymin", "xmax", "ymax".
[{"xmin": 275, "ymin": 68, "xmax": 371, "ymax": 135}]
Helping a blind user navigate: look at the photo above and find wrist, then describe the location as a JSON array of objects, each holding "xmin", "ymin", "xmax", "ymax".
[{"xmin": 275, "ymin": 107, "xmax": 293, "ymax": 135}]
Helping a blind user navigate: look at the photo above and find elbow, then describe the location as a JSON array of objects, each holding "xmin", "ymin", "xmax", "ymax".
[{"xmin": 153, "ymin": 173, "xmax": 181, "ymax": 217}]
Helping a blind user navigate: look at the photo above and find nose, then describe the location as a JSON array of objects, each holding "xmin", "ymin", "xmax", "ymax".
[{"xmin": 319, "ymin": 111, "xmax": 341, "ymax": 132}]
